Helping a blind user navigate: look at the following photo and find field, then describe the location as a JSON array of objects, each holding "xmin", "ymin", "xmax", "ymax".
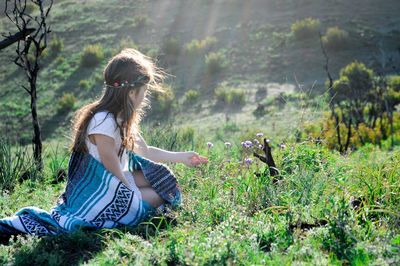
[{"xmin": 0, "ymin": 0, "xmax": 400, "ymax": 265}]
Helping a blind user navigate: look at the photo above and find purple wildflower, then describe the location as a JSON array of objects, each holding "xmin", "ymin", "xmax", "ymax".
[
  {"xmin": 256, "ymin": 132, "xmax": 263, "ymax": 138},
  {"xmin": 253, "ymin": 139, "xmax": 259, "ymax": 145},
  {"xmin": 244, "ymin": 140, "xmax": 253, "ymax": 148},
  {"xmin": 244, "ymin": 157, "xmax": 253, "ymax": 165},
  {"xmin": 224, "ymin": 142, "xmax": 232, "ymax": 148},
  {"xmin": 207, "ymin": 142, "xmax": 213, "ymax": 149}
]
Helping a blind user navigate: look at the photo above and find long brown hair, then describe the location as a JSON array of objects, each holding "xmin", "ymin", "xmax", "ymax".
[{"xmin": 71, "ymin": 48, "xmax": 165, "ymax": 157}]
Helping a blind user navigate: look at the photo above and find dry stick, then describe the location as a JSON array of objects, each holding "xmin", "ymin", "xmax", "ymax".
[{"xmin": 253, "ymin": 138, "xmax": 279, "ymax": 182}]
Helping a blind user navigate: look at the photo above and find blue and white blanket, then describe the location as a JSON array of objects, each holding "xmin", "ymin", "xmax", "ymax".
[{"xmin": 0, "ymin": 151, "xmax": 181, "ymax": 236}]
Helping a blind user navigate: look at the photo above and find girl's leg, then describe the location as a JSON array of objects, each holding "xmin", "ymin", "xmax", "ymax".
[
  {"xmin": 131, "ymin": 169, "xmax": 151, "ymax": 188},
  {"xmin": 139, "ymin": 187, "xmax": 165, "ymax": 208}
]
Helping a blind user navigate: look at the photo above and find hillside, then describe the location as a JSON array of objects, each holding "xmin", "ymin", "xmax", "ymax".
[{"xmin": 0, "ymin": 0, "xmax": 399, "ymax": 143}]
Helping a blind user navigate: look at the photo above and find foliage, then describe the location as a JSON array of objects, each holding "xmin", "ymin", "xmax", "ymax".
[
  {"xmin": 214, "ymin": 86, "xmax": 246, "ymax": 107},
  {"xmin": 205, "ymin": 50, "xmax": 227, "ymax": 75},
  {"xmin": 322, "ymin": 26, "xmax": 350, "ymax": 51},
  {"xmin": 78, "ymin": 79, "xmax": 90, "ymax": 90},
  {"xmin": 48, "ymin": 35, "xmax": 64, "ymax": 56},
  {"xmin": 291, "ymin": 18, "xmax": 320, "ymax": 40},
  {"xmin": 183, "ymin": 89, "xmax": 200, "ymax": 106},
  {"xmin": 184, "ymin": 37, "xmax": 217, "ymax": 57},
  {"xmin": 57, "ymin": 92, "xmax": 77, "ymax": 112},
  {"xmin": 80, "ymin": 44, "xmax": 104, "ymax": 67},
  {"xmin": 147, "ymin": 85, "xmax": 176, "ymax": 120}
]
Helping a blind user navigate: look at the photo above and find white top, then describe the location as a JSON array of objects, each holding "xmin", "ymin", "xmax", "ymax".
[{"xmin": 86, "ymin": 111, "xmax": 129, "ymax": 171}]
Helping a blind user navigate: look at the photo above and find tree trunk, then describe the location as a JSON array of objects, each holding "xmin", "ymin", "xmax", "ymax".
[{"xmin": 30, "ymin": 77, "xmax": 43, "ymax": 170}]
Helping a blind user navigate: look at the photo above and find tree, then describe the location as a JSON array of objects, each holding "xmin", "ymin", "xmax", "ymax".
[{"xmin": 2, "ymin": 0, "xmax": 54, "ymax": 170}]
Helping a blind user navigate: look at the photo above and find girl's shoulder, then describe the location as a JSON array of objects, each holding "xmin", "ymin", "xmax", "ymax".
[{"xmin": 88, "ymin": 111, "xmax": 118, "ymax": 133}]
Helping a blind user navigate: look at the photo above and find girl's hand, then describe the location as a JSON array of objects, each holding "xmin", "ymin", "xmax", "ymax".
[{"xmin": 181, "ymin": 151, "xmax": 208, "ymax": 167}]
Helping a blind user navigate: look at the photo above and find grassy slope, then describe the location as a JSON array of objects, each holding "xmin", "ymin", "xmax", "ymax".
[{"xmin": 1, "ymin": 0, "xmax": 400, "ymax": 143}]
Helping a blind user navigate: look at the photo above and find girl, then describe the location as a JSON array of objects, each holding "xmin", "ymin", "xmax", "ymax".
[{"xmin": 0, "ymin": 48, "xmax": 208, "ymax": 240}]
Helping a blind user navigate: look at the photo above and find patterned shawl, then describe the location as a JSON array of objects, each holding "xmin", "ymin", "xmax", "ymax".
[{"xmin": 0, "ymin": 151, "xmax": 181, "ymax": 237}]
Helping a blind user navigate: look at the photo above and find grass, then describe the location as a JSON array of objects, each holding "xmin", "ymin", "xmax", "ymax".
[{"xmin": 0, "ymin": 132, "xmax": 399, "ymax": 265}]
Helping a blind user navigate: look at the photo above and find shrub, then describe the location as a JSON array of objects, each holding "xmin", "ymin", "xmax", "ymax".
[
  {"xmin": 148, "ymin": 85, "xmax": 175, "ymax": 119},
  {"xmin": 49, "ymin": 35, "xmax": 64, "ymax": 56},
  {"xmin": 214, "ymin": 86, "xmax": 246, "ymax": 107},
  {"xmin": 183, "ymin": 89, "xmax": 200, "ymax": 105},
  {"xmin": 205, "ymin": 51, "xmax": 227, "ymax": 75},
  {"xmin": 80, "ymin": 44, "xmax": 104, "ymax": 67},
  {"xmin": 184, "ymin": 36, "xmax": 217, "ymax": 57},
  {"xmin": 322, "ymin": 27, "xmax": 350, "ymax": 51},
  {"xmin": 58, "ymin": 92, "xmax": 77, "ymax": 112},
  {"xmin": 388, "ymin": 75, "xmax": 400, "ymax": 91},
  {"xmin": 291, "ymin": 18, "xmax": 320, "ymax": 40},
  {"xmin": 333, "ymin": 61, "xmax": 374, "ymax": 102},
  {"xmin": 79, "ymin": 79, "xmax": 90, "ymax": 90}
]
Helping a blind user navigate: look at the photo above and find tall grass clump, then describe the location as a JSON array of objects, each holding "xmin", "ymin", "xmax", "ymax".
[
  {"xmin": 80, "ymin": 44, "xmax": 104, "ymax": 67},
  {"xmin": 322, "ymin": 26, "xmax": 350, "ymax": 51},
  {"xmin": 0, "ymin": 139, "xmax": 33, "ymax": 192},
  {"xmin": 291, "ymin": 18, "xmax": 321, "ymax": 40}
]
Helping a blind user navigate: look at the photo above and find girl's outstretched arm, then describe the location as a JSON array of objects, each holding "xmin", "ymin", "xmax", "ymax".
[{"xmin": 133, "ymin": 132, "xmax": 208, "ymax": 166}]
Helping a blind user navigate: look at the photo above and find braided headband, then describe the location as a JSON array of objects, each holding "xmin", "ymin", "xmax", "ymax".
[{"xmin": 104, "ymin": 75, "xmax": 150, "ymax": 89}]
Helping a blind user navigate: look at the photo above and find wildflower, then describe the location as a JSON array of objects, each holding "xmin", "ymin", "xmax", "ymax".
[
  {"xmin": 258, "ymin": 144, "xmax": 263, "ymax": 149},
  {"xmin": 244, "ymin": 157, "xmax": 253, "ymax": 165},
  {"xmin": 224, "ymin": 142, "xmax": 232, "ymax": 148},
  {"xmin": 253, "ymin": 139, "xmax": 259, "ymax": 145},
  {"xmin": 279, "ymin": 143, "xmax": 286, "ymax": 149},
  {"xmin": 244, "ymin": 140, "xmax": 253, "ymax": 148},
  {"xmin": 207, "ymin": 142, "xmax": 213, "ymax": 149},
  {"xmin": 256, "ymin": 132, "xmax": 263, "ymax": 138}
]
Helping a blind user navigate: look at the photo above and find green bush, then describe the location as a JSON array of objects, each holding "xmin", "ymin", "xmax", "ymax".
[
  {"xmin": 58, "ymin": 92, "xmax": 77, "ymax": 112},
  {"xmin": 291, "ymin": 18, "xmax": 320, "ymax": 40},
  {"xmin": 79, "ymin": 79, "xmax": 90, "ymax": 90},
  {"xmin": 80, "ymin": 44, "xmax": 104, "ymax": 67},
  {"xmin": 322, "ymin": 27, "xmax": 350, "ymax": 51},
  {"xmin": 332, "ymin": 61, "xmax": 374, "ymax": 102},
  {"xmin": 49, "ymin": 35, "xmax": 64, "ymax": 56},
  {"xmin": 205, "ymin": 51, "xmax": 227, "ymax": 75},
  {"xmin": 214, "ymin": 87, "xmax": 246, "ymax": 107},
  {"xmin": 148, "ymin": 85, "xmax": 175, "ymax": 119},
  {"xmin": 184, "ymin": 37, "xmax": 217, "ymax": 57},
  {"xmin": 183, "ymin": 89, "xmax": 200, "ymax": 105},
  {"xmin": 388, "ymin": 75, "xmax": 400, "ymax": 91}
]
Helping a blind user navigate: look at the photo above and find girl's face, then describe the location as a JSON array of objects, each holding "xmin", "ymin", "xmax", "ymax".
[{"xmin": 129, "ymin": 85, "xmax": 147, "ymax": 108}]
